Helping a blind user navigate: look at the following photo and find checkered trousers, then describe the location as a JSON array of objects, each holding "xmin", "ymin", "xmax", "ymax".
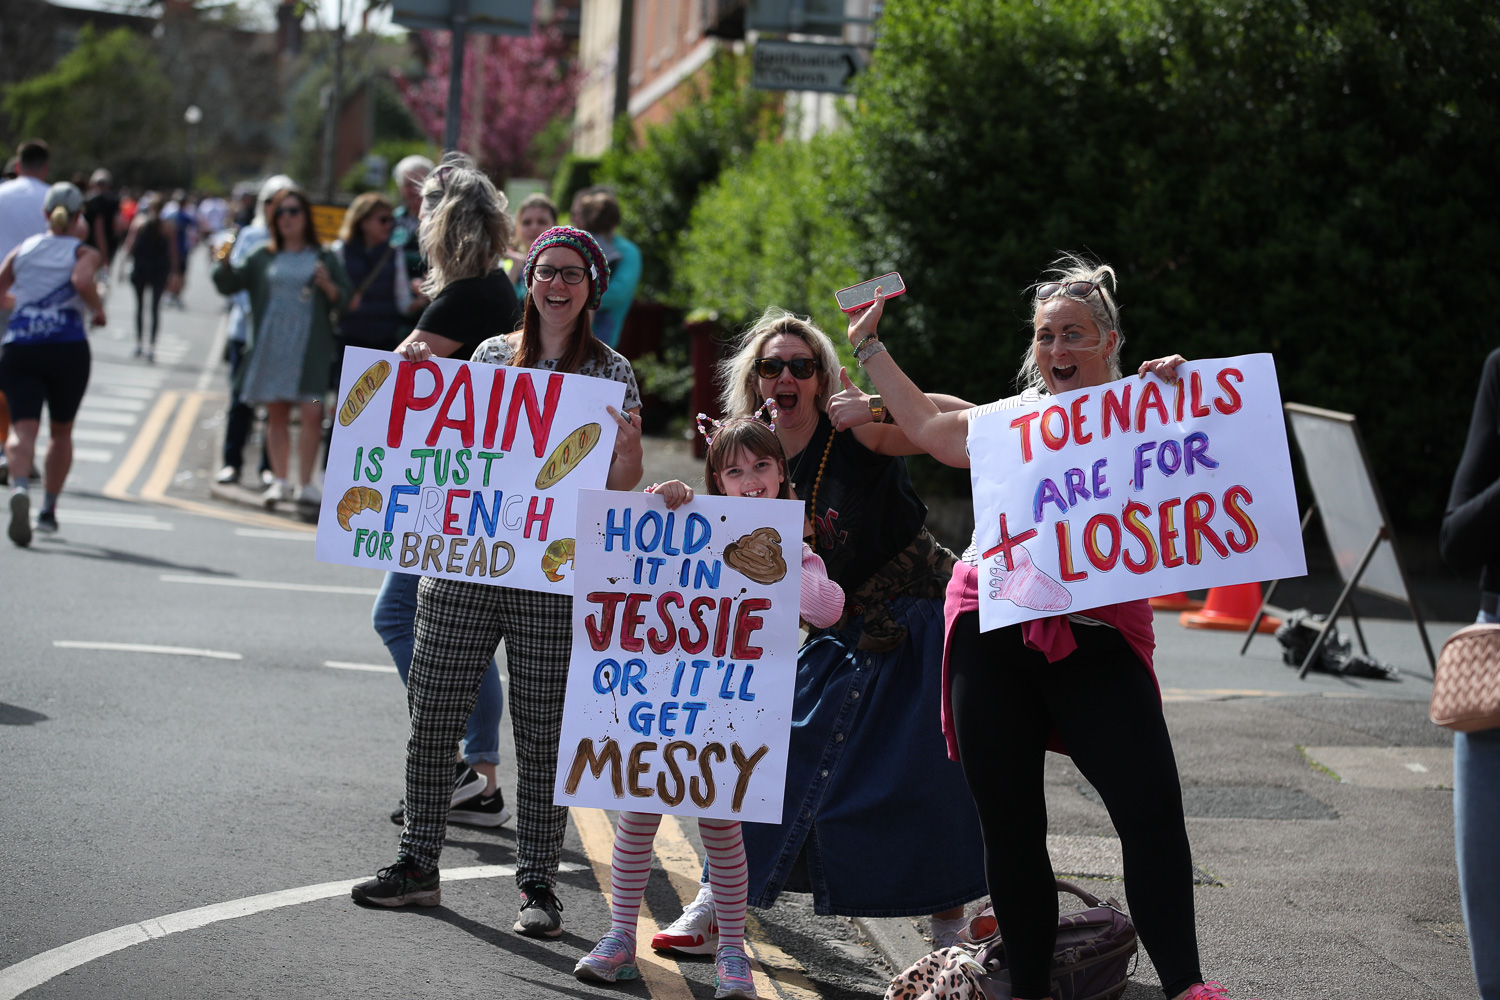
[{"xmin": 400, "ymin": 576, "xmax": 573, "ymax": 887}]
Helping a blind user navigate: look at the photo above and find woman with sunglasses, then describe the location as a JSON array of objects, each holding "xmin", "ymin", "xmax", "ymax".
[
  {"xmin": 841, "ymin": 255, "xmax": 1247, "ymax": 1000},
  {"xmin": 650, "ymin": 306, "xmax": 987, "ymax": 955},
  {"xmin": 352, "ymin": 177, "xmax": 644, "ymax": 941},
  {"xmin": 331, "ymin": 193, "xmax": 414, "ymax": 376},
  {"xmin": 213, "ymin": 187, "xmax": 351, "ymax": 505}
]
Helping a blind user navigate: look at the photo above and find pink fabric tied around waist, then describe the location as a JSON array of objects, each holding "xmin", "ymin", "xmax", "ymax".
[{"xmin": 940, "ymin": 561, "xmax": 1159, "ymax": 761}]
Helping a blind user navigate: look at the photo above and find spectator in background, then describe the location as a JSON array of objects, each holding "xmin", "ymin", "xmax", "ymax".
[
  {"xmin": 1439, "ymin": 349, "xmax": 1500, "ymax": 1000},
  {"xmin": 212, "ymin": 187, "xmax": 350, "ymax": 506},
  {"xmin": 197, "ymin": 192, "xmax": 228, "ymax": 239},
  {"xmin": 0, "ymin": 139, "xmax": 52, "ymax": 486},
  {"xmin": 163, "ymin": 190, "xmax": 196, "ymax": 308},
  {"xmin": 231, "ymin": 185, "xmax": 257, "ymax": 228},
  {"xmin": 503, "ymin": 192, "xmax": 557, "ymax": 301},
  {"xmin": 121, "ymin": 193, "xmax": 179, "ymax": 361},
  {"xmin": 569, "ymin": 186, "xmax": 639, "ymax": 351},
  {"xmin": 390, "ymin": 155, "xmax": 433, "ymax": 339},
  {"xmin": 83, "ymin": 169, "xmax": 121, "ymax": 279},
  {"xmin": 331, "ymin": 192, "xmax": 412, "ymax": 370},
  {"xmin": 215, "ymin": 175, "xmax": 294, "ymax": 486}
]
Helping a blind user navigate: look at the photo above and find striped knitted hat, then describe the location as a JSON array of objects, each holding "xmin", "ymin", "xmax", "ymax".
[{"xmin": 523, "ymin": 225, "xmax": 609, "ymax": 311}]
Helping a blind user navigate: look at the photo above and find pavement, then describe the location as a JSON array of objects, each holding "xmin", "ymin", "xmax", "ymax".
[{"xmin": 0, "ymin": 253, "xmax": 1482, "ymax": 999}]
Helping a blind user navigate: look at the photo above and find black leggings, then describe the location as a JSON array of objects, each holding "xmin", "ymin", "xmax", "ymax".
[
  {"xmin": 949, "ymin": 611, "xmax": 1201, "ymax": 999},
  {"xmin": 132, "ymin": 274, "xmax": 166, "ymax": 345}
]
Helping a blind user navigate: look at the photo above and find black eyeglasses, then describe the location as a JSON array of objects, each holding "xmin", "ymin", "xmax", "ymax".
[
  {"xmin": 755, "ymin": 357, "xmax": 819, "ymax": 380},
  {"xmin": 532, "ymin": 264, "xmax": 588, "ymax": 285},
  {"xmin": 1036, "ymin": 281, "xmax": 1102, "ymax": 301}
]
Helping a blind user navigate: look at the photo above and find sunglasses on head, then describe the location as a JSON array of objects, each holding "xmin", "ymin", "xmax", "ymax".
[
  {"xmin": 755, "ymin": 357, "xmax": 819, "ymax": 380},
  {"xmin": 1035, "ymin": 280, "xmax": 1103, "ymax": 301}
]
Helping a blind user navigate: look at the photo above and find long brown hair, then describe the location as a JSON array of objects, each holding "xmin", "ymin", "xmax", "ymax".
[
  {"xmin": 704, "ymin": 418, "xmax": 793, "ymax": 500},
  {"xmin": 339, "ymin": 192, "xmax": 394, "ymax": 246}
]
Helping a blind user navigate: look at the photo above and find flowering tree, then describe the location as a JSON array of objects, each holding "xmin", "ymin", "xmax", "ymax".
[{"xmin": 394, "ymin": 26, "xmax": 578, "ymax": 180}]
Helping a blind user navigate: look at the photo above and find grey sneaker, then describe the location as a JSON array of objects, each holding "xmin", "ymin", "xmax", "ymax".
[{"xmin": 514, "ymin": 884, "xmax": 563, "ymax": 938}]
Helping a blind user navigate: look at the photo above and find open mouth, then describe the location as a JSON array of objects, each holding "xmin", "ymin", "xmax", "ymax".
[
  {"xmin": 1051, "ymin": 365, "xmax": 1078, "ymax": 383},
  {"xmin": 775, "ymin": 392, "xmax": 799, "ymax": 411},
  {"xmin": 742, "ymin": 486, "xmax": 767, "ymax": 498}
]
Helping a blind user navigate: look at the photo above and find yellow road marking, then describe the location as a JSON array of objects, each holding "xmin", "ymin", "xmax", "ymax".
[
  {"xmin": 1161, "ymin": 687, "xmax": 1291, "ymax": 701},
  {"xmin": 102, "ymin": 391, "xmax": 179, "ymax": 499},
  {"xmin": 142, "ymin": 391, "xmax": 204, "ymax": 499},
  {"xmin": 570, "ymin": 807, "xmax": 694, "ymax": 1000}
]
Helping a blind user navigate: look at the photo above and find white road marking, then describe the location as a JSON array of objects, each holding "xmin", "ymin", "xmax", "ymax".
[
  {"xmin": 95, "ymin": 386, "xmax": 159, "ymax": 400},
  {"xmin": 0, "ymin": 863, "xmax": 587, "ymax": 1000},
  {"xmin": 70, "ymin": 428, "xmax": 129, "ymax": 444},
  {"xmin": 54, "ymin": 641, "xmax": 241, "ymax": 660},
  {"xmin": 233, "ymin": 528, "xmax": 315, "ymax": 541},
  {"xmin": 49, "ymin": 511, "xmax": 173, "ymax": 530},
  {"xmin": 1405, "ymin": 762, "xmax": 1429, "ymax": 773},
  {"xmin": 72, "ymin": 411, "xmax": 138, "ymax": 426},
  {"xmin": 159, "ymin": 574, "xmax": 380, "ymax": 596},
  {"xmin": 71, "ymin": 448, "xmax": 114, "ymax": 464},
  {"xmin": 325, "ymin": 660, "xmax": 399, "ymax": 674},
  {"xmin": 79, "ymin": 396, "xmax": 147, "ymax": 412}
]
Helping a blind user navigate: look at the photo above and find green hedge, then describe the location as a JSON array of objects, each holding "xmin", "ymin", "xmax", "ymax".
[{"xmin": 849, "ymin": 0, "xmax": 1500, "ymax": 526}]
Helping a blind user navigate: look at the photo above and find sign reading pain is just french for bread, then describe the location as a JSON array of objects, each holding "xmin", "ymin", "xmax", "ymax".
[
  {"xmin": 968, "ymin": 354, "xmax": 1306, "ymax": 632},
  {"xmin": 315, "ymin": 346, "xmax": 625, "ymax": 594}
]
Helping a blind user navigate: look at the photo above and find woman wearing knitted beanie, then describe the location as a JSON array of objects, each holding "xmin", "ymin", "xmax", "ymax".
[{"xmin": 352, "ymin": 177, "xmax": 644, "ymax": 941}]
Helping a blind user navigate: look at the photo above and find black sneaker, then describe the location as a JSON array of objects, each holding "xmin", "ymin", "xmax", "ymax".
[
  {"xmin": 514, "ymin": 884, "xmax": 564, "ymax": 937},
  {"xmin": 351, "ymin": 857, "xmax": 440, "ymax": 907},
  {"xmin": 8, "ymin": 491, "xmax": 31, "ymax": 548},
  {"xmin": 388, "ymin": 763, "xmax": 488, "ymax": 825},
  {"xmin": 450, "ymin": 787, "xmax": 512, "ymax": 827},
  {"xmin": 35, "ymin": 510, "xmax": 57, "ymax": 534}
]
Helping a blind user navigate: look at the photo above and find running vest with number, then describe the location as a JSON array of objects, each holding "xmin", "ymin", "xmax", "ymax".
[{"xmin": 3, "ymin": 233, "xmax": 86, "ymax": 347}]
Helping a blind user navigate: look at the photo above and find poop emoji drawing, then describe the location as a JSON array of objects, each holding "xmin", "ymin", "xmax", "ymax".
[
  {"xmin": 541, "ymin": 537, "xmax": 576, "ymax": 582},
  {"xmin": 988, "ymin": 544, "xmax": 1071, "ymax": 612},
  {"xmin": 336, "ymin": 486, "xmax": 383, "ymax": 530},
  {"xmin": 724, "ymin": 527, "xmax": 787, "ymax": 585}
]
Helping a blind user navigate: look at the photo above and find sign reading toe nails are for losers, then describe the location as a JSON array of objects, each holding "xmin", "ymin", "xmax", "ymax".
[{"xmin": 967, "ymin": 354, "xmax": 1306, "ymax": 632}]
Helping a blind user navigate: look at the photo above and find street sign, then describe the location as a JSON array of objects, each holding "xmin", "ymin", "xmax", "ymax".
[
  {"xmin": 391, "ymin": 0, "xmax": 532, "ymax": 35},
  {"xmin": 752, "ymin": 40, "xmax": 863, "ymax": 94},
  {"xmin": 747, "ymin": 0, "xmax": 853, "ymax": 35}
]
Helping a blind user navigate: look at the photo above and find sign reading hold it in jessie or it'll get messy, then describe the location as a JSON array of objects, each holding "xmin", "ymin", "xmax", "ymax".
[
  {"xmin": 315, "ymin": 346, "xmax": 624, "ymax": 595},
  {"xmin": 968, "ymin": 354, "xmax": 1306, "ymax": 632},
  {"xmin": 553, "ymin": 489, "xmax": 805, "ymax": 824}
]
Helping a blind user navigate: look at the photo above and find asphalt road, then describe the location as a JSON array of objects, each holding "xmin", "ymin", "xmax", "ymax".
[{"xmin": 0, "ymin": 255, "xmax": 1481, "ymax": 999}]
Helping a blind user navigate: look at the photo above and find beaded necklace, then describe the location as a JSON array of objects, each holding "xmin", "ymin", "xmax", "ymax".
[{"xmin": 791, "ymin": 423, "xmax": 836, "ymax": 552}]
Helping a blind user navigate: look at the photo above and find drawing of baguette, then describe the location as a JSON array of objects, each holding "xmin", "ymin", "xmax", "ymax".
[
  {"xmin": 535, "ymin": 422, "xmax": 602, "ymax": 490},
  {"xmin": 337, "ymin": 360, "xmax": 392, "ymax": 426}
]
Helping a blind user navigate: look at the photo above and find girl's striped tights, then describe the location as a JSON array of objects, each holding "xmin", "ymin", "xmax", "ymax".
[{"xmin": 608, "ymin": 811, "xmax": 747, "ymax": 951}]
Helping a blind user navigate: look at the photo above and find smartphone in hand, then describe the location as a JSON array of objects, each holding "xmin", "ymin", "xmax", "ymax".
[{"xmin": 836, "ymin": 272, "xmax": 907, "ymax": 313}]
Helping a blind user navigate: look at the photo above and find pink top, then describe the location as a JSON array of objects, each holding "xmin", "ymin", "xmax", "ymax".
[
  {"xmin": 800, "ymin": 543, "xmax": 845, "ymax": 629},
  {"xmin": 940, "ymin": 561, "xmax": 1159, "ymax": 761}
]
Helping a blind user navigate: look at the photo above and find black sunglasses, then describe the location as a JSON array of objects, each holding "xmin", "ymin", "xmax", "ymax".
[
  {"xmin": 274, "ymin": 204, "xmax": 304, "ymax": 218},
  {"xmin": 755, "ymin": 357, "xmax": 819, "ymax": 380},
  {"xmin": 1035, "ymin": 281, "xmax": 1102, "ymax": 301}
]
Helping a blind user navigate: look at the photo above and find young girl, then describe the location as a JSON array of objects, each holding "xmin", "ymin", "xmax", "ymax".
[{"xmin": 575, "ymin": 409, "xmax": 845, "ymax": 999}]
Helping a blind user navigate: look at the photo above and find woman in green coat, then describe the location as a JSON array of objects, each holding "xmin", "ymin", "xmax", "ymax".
[{"xmin": 213, "ymin": 188, "xmax": 350, "ymax": 506}]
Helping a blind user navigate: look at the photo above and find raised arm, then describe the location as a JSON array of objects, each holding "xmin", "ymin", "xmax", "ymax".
[{"xmin": 843, "ymin": 291, "xmax": 974, "ymax": 468}]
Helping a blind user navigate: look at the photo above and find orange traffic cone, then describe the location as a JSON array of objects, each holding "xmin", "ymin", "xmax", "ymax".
[
  {"xmin": 1180, "ymin": 582, "xmax": 1281, "ymax": 632},
  {"xmin": 1149, "ymin": 592, "xmax": 1205, "ymax": 612}
]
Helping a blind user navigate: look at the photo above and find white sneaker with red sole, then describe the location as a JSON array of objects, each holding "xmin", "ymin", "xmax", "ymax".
[{"xmin": 650, "ymin": 885, "xmax": 718, "ymax": 955}]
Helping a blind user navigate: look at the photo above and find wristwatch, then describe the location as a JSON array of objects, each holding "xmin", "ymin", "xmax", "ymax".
[{"xmin": 869, "ymin": 395, "xmax": 886, "ymax": 424}]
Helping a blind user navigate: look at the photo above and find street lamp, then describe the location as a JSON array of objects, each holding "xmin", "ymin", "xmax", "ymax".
[{"xmin": 184, "ymin": 105, "xmax": 203, "ymax": 188}]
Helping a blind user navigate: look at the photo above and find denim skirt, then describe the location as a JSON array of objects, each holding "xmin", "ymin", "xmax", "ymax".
[{"xmin": 740, "ymin": 593, "xmax": 988, "ymax": 917}]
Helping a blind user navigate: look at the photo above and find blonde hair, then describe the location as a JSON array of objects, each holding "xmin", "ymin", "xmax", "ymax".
[
  {"xmin": 48, "ymin": 206, "xmax": 71, "ymax": 233},
  {"xmin": 1017, "ymin": 253, "xmax": 1125, "ymax": 393},
  {"xmin": 339, "ymin": 192, "xmax": 394, "ymax": 245},
  {"xmin": 717, "ymin": 307, "xmax": 842, "ymax": 419},
  {"xmin": 418, "ymin": 153, "xmax": 513, "ymax": 297}
]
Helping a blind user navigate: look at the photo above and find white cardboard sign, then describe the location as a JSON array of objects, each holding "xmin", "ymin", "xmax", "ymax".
[
  {"xmin": 553, "ymin": 489, "xmax": 804, "ymax": 824},
  {"xmin": 969, "ymin": 354, "xmax": 1306, "ymax": 631},
  {"xmin": 315, "ymin": 346, "xmax": 624, "ymax": 594}
]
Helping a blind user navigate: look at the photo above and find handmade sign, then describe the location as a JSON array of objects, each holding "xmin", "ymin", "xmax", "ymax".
[
  {"xmin": 553, "ymin": 489, "xmax": 804, "ymax": 823},
  {"xmin": 315, "ymin": 346, "xmax": 625, "ymax": 594},
  {"xmin": 969, "ymin": 354, "xmax": 1305, "ymax": 631}
]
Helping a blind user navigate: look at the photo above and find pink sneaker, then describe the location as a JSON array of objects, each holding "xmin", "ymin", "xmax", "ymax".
[
  {"xmin": 714, "ymin": 944, "xmax": 757, "ymax": 999},
  {"xmin": 1182, "ymin": 982, "xmax": 1262, "ymax": 1000},
  {"xmin": 574, "ymin": 930, "xmax": 639, "ymax": 983}
]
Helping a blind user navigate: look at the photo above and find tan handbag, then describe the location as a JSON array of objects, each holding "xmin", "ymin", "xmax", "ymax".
[{"xmin": 1430, "ymin": 623, "xmax": 1500, "ymax": 731}]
